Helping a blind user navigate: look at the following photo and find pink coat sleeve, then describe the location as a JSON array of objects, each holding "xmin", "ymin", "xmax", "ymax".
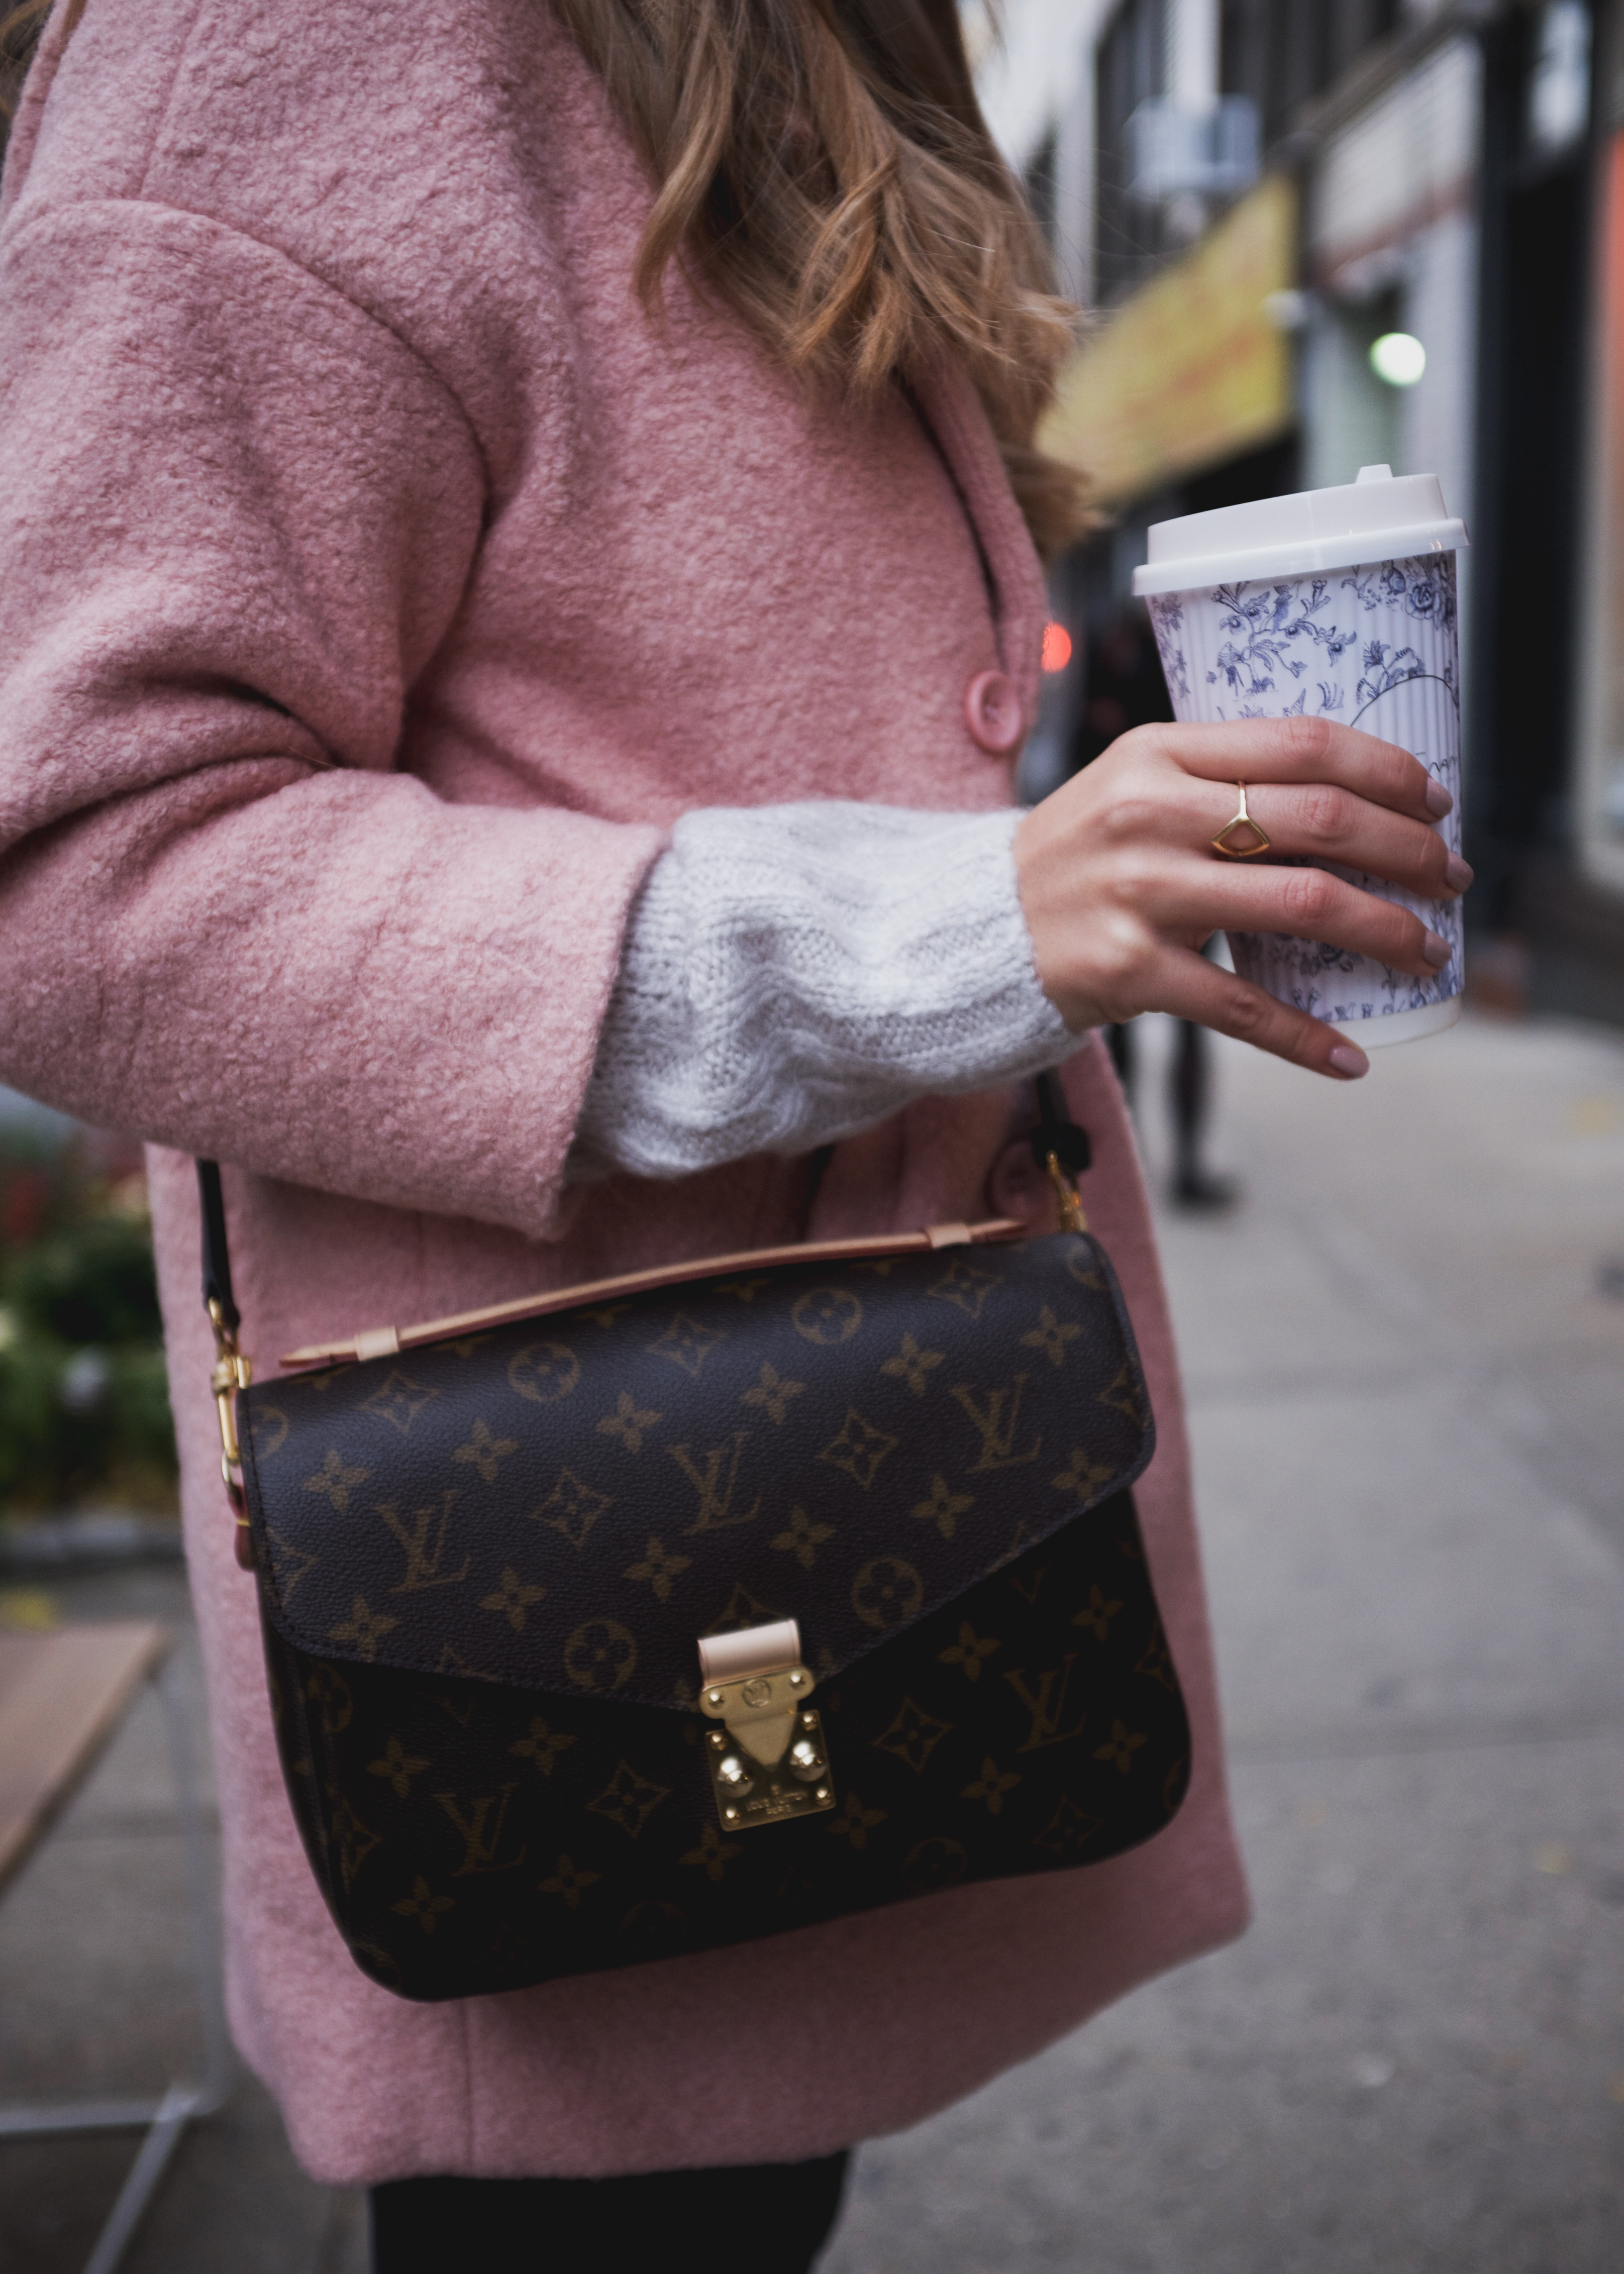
[{"xmin": 0, "ymin": 202, "xmax": 662, "ymax": 1237}]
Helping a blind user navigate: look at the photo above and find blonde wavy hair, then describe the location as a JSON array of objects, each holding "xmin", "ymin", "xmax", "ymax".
[{"xmin": 2, "ymin": 0, "xmax": 1086, "ymax": 553}]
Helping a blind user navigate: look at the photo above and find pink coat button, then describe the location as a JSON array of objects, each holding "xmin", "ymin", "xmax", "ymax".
[{"xmin": 965, "ymin": 669, "xmax": 1023, "ymax": 754}]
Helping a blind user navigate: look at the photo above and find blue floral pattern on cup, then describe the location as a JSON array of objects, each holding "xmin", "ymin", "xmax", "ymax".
[{"xmin": 1145, "ymin": 555, "xmax": 1462, "ymax": 1028}]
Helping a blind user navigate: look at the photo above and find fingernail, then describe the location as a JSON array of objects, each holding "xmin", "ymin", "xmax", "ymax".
[
  {"xmin": 1421, "ymin": 930, "xmax": 1451, "ymax": 968},
  {"xmin": 1423, "ymin": 781, "xmax": 1454, "ymax": 818},
  {"xmin": 1445, "ymin": 855, "xmax": 1474, "ymax": 893},
  {"xmin": 1328, "ymin": 1044, "xmax": 1368, "ymax": 1078}
]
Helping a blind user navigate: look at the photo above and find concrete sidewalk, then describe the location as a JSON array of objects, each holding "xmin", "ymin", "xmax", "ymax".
[
  {"xmin": 2, "ymin": 1009, "xmax": 1621, "ymax": 2270},
  {"xmin": 825, "ymin": 1010, "xmax": 1624, "ymax": 2273},
  {"xmin": 0, "ymin": 1559, "xmax": 369, "ymax": 2274}
]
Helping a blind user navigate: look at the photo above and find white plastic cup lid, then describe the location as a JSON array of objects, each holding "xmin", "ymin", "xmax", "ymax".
[{"xmin": 1131, "ymin": 465, "xmax": 1468, "ymax": 596}]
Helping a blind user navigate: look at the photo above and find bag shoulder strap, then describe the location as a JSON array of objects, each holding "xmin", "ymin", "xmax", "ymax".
[
  {"xmin": 194, "ymin": 1069, "xmax": 1091, "ymax": 1551},
  {"xmin": 195, "ymin": 1075, "xmax": 1092, "ymax": 1353},
  {"xmin": 195, "ymin": 1159, "xmax": 254, "ymax": 1563},
  {"xmin": 1031, "ymin": 1070, "xmax": 1091, "ymax": 1233},
  {"xmin": 196, "ymin": 1158, "xmax": 239, "ymax": 1334}
]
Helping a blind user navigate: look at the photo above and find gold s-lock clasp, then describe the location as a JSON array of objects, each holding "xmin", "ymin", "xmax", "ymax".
[{"xmin": 697, "ymin": 1619, "xmax": 836, "ymax": 1829}]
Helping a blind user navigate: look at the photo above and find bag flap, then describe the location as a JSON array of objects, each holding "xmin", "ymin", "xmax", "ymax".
[{"xmin": 240, "ymin": 1230, "xmax": 1154, "ymax": 1709}]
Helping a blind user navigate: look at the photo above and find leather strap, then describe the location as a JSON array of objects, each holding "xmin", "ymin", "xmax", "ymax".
[
  {"xmin": 1032, "ymin": 1069, "xmax": 1092, "ymax": 1177},
  {"xmin": 199, "ymin": 1071, "xmax": 1092, "ymax": 1352},
  {"xmin": 196, "ymin": 1159, "xmax": 239, "ymax": 1335}
]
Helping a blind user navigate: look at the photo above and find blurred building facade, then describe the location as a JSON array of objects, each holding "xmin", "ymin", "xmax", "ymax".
[{"xmin": 984, "ymin": 0, "xmax": 1624, "ymax": 1024}]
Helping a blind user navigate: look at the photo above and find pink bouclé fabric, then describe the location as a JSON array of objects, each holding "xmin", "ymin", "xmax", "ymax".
[{"xmin": 0, "ymin": 0, "xmax": 1247, "ymax": 2183}]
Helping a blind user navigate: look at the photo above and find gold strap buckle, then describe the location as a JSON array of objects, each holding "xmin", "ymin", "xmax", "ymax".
[
  {"xmin": 208, "ymin": 1298, "xmax": 256, "ymax": 1566},
  {"xmin": 697, "ymin": 1620, "xmax": 836, "ymax": 1828},
  {"xmin": 1044, "ymin": 1150, "xmax": 1088, "ymax": 1235}
]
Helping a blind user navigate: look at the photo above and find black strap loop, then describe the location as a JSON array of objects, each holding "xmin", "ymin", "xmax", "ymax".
[
  {"xmin": 1031, "ymin": 1069, "xmax": 1092, "ymax": 1177},
  {"xmin": 196, "ymin": 1158, "xmax": 239, "ymax": 1335}
]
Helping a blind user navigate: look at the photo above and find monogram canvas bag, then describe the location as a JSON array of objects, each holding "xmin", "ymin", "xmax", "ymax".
[{"xmin": 200, "ymin": 1090, "xmax": 1191, "ymax": 2000}]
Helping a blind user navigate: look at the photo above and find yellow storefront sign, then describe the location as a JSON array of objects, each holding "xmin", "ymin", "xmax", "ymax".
[{"xmin": 1041, "ymin": 174, "xmax": 1297, "ymax": 507}]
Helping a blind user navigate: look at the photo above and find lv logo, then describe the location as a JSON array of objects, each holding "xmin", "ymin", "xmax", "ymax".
[
  {"xmin": 669, "ymin": 1434, "xmax": 761, "ymax": 1534},
  {"xmin": 433, "ymin": 1784, "xmax": 527, "ymax": 1875},
  {"xmin": 376, "ymin": 1494, "xmax": 471, "ymax": 1594},
  {"xmin": 1004, "ymin": 1655, "xmax": 1089, "ymax": 1752},
  {"xmin": 949, "ymin": 1377, "xmax": 1042, "ymax": 1472}
]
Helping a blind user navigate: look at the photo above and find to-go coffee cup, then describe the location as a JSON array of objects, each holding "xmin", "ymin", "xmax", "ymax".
[{"xmin": 1133, "ymin": 466, "xmax": 1468, "ymax": 1047}]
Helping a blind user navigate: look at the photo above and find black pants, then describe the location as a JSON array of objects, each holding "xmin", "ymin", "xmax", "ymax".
[{"xmin": 371, "ymin": 2150, "xmax": 851, "ymax": 2273}]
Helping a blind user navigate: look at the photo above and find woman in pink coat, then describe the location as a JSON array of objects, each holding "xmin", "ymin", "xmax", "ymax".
[{"xmin": 0, "ymin": 0, "xmax": 1466, "ymax": 2260}]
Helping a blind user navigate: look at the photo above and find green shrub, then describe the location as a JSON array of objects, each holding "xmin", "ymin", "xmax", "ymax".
[{"xmin": 0, "ymin": 1125, "xmax": 177, "ymax": 1513}]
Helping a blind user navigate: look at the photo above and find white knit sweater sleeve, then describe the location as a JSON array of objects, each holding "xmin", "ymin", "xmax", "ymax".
[{"xmin": 569, "ymin": 801, "xmax": 1075, "ymax": 1182}]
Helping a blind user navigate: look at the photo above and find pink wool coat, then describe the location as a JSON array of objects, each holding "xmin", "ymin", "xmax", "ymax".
[{"xmin": 0, "ymin": 0, "xmax": 1246, "ymax": 2184}]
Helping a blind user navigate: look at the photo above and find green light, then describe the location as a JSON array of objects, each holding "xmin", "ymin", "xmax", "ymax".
[{"xmin": 1370, "ymin": 332, "xmax": 1426, "ymax": 387}]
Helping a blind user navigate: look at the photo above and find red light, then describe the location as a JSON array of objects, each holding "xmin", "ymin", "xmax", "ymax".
[{"xmin": 1041, "ymin": 621, "xmax": 1073, "ymax": 673}]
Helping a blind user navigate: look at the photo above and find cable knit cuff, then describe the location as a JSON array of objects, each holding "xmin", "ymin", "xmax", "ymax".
[{"xmin": 570, "ymin": 802, "xmax": 1075, "ymax": 1182}]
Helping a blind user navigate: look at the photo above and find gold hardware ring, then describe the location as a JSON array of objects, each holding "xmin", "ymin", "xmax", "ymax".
[{"xmin": 1211, "ymin": 782, "xmax": 1272, "ymax": 859}]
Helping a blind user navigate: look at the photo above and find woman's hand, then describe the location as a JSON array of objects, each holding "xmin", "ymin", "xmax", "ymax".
[{"xmin": 1012, "ymin": 715, "xmax": 1471, "ymax": 1080}]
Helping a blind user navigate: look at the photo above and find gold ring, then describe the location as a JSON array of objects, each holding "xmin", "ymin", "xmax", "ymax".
[{"xmin": 1211, "ymin": 782, "xmax": 1271, "ymax": 859}]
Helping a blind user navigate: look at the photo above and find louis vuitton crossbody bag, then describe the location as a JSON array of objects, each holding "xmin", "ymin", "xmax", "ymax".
[{"xmin": 199, "ymin": 1080, "xmax": 1191, "ymax": 2000}]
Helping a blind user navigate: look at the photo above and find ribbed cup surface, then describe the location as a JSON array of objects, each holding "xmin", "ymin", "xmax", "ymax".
[{"xmin": 1145, "ymin": 555, "xmax": 1463, "ymax": 1033}]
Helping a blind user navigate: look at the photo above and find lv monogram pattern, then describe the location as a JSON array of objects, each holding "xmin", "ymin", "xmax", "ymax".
[
  {"xmin": 244, "ymin": 1235, "xmax": 1154, "ymax": 1704},
  {"xmin": 264, "ymin": 1493, "xmax": 1189, "ymax": 1999},
  {"xmin": 241, "ymin": 1231, "xmax": 1189, "ymax": 2001}
]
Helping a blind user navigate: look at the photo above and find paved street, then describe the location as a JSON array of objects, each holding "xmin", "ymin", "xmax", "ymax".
[
  {"xmin": 827, "ymin": 1010, "xmax": 1624, "ymax": 2273},
  {"xmin": 3, "ymin": 1008, "xmax": 1622, "ymax": 2270}
]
